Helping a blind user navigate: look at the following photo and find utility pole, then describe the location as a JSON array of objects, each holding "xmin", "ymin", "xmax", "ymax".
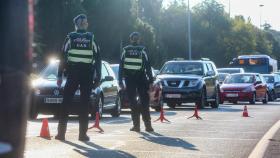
[
  {"xmin": 228, "ymin": 0, "xmax": 231, "ymax": 17},
  {"xmin": 259, "ymin": 4, "xmax": 264, "ymax": 28},
  {"xmin": 187, "ymin": 0, "xmax": 192, "ymax": 60}
]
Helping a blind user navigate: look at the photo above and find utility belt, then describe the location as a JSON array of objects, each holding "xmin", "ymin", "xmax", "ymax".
[{"xmin": 66, "ymin": 63, "xmax": 94, "ymax": 74}]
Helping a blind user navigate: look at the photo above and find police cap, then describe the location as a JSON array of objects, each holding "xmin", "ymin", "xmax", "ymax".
[
  {"xmin": 129, "ymin": 32, "xmax": 141, "ymax": 42},
  {"xmin": 73, "ymin": 14, "xmax": 87, "ymax": 26}
]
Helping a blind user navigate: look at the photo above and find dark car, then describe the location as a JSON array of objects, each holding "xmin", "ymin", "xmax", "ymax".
[
  {"xmin": 110, "ymin": 64, "xmax": 162, "ymax": 111},
  {"xmin": 220, "ymin": 73, "xmax": 268, "ymax": 104},
  {"xmin": 30, "ymin": 59, "xmax": 121, "ymax": 119},
  {"xmin": 217, "ymin": 68, "xmax": 245, "ymax": 74},
  {"xmin": 262, "ymin": 74, "xmax": 280, "ymax": 101},
  {"xmin": 156, "ymin": 59, "xmax": 220, "ymax": 109}
]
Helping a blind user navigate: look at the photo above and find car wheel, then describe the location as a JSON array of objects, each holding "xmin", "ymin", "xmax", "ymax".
[
  {"xmin": 196, "ymin": 88, "xmax": 206, "ymax": 109},
  {"xmin": 167, "ymin": 103, "xmax": 176, "ymax": 109},
  {"xmin": 262, "ymin": 92, "xmax": 268, "ymax": 104},
  {"xmin": 270, "ymin": 90, "xmax": 276, "ymax": 101},
  {"xmin": 233, "ymin": 101, "xmax": 238, "ymax": 104},
  {"xmin": 91, "ymin": 96, "xmax": 103, "ymax": 119},
  {"xmin": 111, "ymin": 94, "xmax": 121, "ymax": 117},
  {"xmin": 210, "ymin": 87, "xmax": 219, "ymax": 108},
  {"xmin": 249, "ymin": 93, "xmax": 256, "ymax": 104}
]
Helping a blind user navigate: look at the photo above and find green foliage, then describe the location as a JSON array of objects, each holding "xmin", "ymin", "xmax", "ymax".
[{"xmin": 34, "ymin": 0, "xmax": 280, "ymax": 69}]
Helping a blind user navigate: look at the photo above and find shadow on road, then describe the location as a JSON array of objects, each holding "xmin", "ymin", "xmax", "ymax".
[
  {"xmin": 140, "ymin": 132, "xmax": 198, "ymax": 151},
  {"xmin": 60, "ymin": 140, "xmax": 136, "ymax": 158}
]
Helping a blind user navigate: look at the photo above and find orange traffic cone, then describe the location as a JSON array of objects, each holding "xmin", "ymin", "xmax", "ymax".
[
  {"xmin": 154, "ymin": 107, "xmax": 170, "ymax": 123},
  {"xmin": 242, "ymin": 105, "xmax": 249, "ymax": 117},
  {"xmin": 188, "ymin": 105, "xmax": 202, "ymax": 120},
  {"xmin": 40, "ymin": 118, "xmax": 51, "ymax": 139},
  {"xmin": 88, "ymin": 112, "xmax": 104, "ymax": 132}
]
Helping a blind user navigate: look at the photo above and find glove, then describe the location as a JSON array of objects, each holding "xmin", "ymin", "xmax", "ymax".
[
  {"xmin": 92, "ymin": 81, "xmax": 100, "ymax": 89},
  {"xmin": 57, "ymin": 77, "xmax": 62, "ymax": 88},
  {"xmin": 119, "ymin": 83, "xmax": 125, "ymax": 90}
]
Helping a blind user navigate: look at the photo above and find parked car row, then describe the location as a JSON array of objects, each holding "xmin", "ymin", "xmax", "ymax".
[{"xmin": 30, "ymin": 58, "xmax": 279, "ymax": 119}]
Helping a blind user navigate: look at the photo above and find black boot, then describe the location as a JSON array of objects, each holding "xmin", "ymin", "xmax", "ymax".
[
  {"xmin": 130, "ymin": 105, "xmax": 140, "ymax": 132},
  {"xmin": 79, "ymin": 134, "xmax": 90, "ymax": 141},
  {"xmin": 79, "ymin": 108, "xmax": 90, "ymax": 141},
  {"xmin": 142, "ymin": 106, "xmax": 154, "ymax": 132}
]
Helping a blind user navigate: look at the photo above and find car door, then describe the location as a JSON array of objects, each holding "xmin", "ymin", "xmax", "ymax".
[
  {"xmin": 205, "ymin": 63, "xmax": 215, "ymax": 98},
  {"xmin": 255, "ymin": 75, "xmax": 266, "ymax": 99},
  {"xmin": 274, "ymin": 75, "xmax": 280, "ymax": 97},
  {"xmin": 101, "ymin": 62, "xmax": 118, "ymax": 109},
  {"xmin": 104, "ymin": 62, "xmax": 118, "ymax": 105}
]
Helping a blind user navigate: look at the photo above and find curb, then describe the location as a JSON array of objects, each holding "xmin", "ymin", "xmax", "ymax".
[{"xmin": 249, "ymin": 120, "xmax": 280, "ymax": 158}]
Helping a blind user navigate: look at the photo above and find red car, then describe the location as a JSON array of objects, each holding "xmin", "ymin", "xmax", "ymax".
[{"xmin": 220, "ymin": 73, "xmax": 268, "ymax": 104}]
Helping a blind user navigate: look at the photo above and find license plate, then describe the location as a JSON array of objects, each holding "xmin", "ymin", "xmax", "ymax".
[
  {"xmin": 226, "ymin": 93, "xmax": 238, "ymax": 97},
  {"xmin": 165, "ymin": 94, "xmax": 181, "ymax": 98},
  {"xmin": 44, "ymin": 98, "xmax": 63, "ymax": 104}
]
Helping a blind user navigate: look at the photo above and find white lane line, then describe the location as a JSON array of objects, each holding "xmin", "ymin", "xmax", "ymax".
[{"xmin": 249, "ymin": 120, "xmax": 280, "ymax": 158}]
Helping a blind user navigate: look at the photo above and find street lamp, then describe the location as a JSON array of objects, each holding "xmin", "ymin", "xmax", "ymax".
[
  {"xmin": 259, "ymin": 4, "xmax": 264, "ymax": 28},
  {"xmin": 187, "ymin": 0, "xmax": 192, "ymax": 60}
]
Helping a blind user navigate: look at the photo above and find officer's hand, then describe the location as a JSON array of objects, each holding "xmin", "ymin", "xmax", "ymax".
[
  {"xmin": 149, "ymin": 83, "xmax": 153, "ymax": 91},
  {"xmin": 119, "ymin": 83, "xmax": 125, "ymax": 90},
  {"xmin": 93, "ymin": 81, "xmax": 100, "ymax": 89},
  {"xmin": 57, "ymin": 78, "xmax": 62, "ymax": 88}
]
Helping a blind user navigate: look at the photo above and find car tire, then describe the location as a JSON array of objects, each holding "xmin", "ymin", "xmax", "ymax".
[
  {"xmin": 196, "ymin": 88, "xmax": 206, "ymax": 109},
  {"xmin": 233, "ymin": 101, "xmax": 238, "ymax": 104},
  {"xmin": 249, "ymin": 92, "xmax": 256, "ymax": 104},
  {"xmin": 91, "ymin": 96, "xmax": 103, "ymax": 119},
  {"xmin": 270, "ymin": 90, "xmax": 276, "ymax": 101},
  {"xmin": 262, "ymin": 92, "xmax": 268, "ymax": 104},
  {"xmin": 167, "ymin": 103, "xmax": 176, "ymax": 109},
  {"xmin": 210, "ymin": 87, "xmax": 220, "ymax": 108},
  {"xmin": 111, "ymin": 94, "xmax": 121, "ymax": 117}
]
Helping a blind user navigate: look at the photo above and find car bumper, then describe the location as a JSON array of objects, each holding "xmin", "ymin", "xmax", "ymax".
[
  {"xmin": 33, "ymin": 94, "xmax": 97, "ymax": 113},
  {"xmin": 162, "ymin": 87, "xmax": 202, "ymax": 103},
  {"xmin": 221, "ymin": 92, "xmax": 253, "ymax": 102}
]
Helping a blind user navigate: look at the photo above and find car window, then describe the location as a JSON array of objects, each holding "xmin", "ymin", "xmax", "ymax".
[
  {"xmin": 206, "ymin": 63, "xmax": 215, "ymax": 75},
  {"xmin": 101, "ymin": 63, "xmax": 109, "ymax": 79},
  {"xmin": 40, "ymin": 63, "xmax": 58, "ymax": 80},
  {"xmin": 224, "ymin": 74, "xmax": 254, "ymax": 84},
  {"xmin": 263, "ymin": 76, "xmax": 274, "ymax": 83},
  {"xmin": 256, "ymin": 75, "xmax": 262, "ymax": 83},
  {"xmin": 275, "ymin": 76, "xmax": 280, "ymax": 82},
  {"xmin": 160, "ymin": 62, "xmax": 203, "ymax": 75},
  {"xmin": 104, "ymin": 63, "xmax": 116, "ymax": 79}
]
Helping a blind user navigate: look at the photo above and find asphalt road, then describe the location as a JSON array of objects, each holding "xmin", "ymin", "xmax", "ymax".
[{"xmin": 25, "ymin": 101, "xmax": 280, "ymax": 158}]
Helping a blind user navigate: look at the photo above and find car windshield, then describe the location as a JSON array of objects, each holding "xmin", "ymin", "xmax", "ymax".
[
  {"xmin": 160, "ymin": 62, "xmax": 203, "ymax": 75},
  {"xmin": 263, "ymin": 76, "xmax": 274, "ymax": 83},
  {"xmin": 218, "ymin": 69, "xmax": 240, "ymax": 74},
  {"xmin": 111, "ymin": 65, "xmax": 119, "ymax": 78},
  {"xmin": 218, "ymin": 74, "xmax": 229, "ymax": 82},
  {"xmin": 224, "ymin": 74, "xmax": 254, "ymax": 84},
  {"xmin": 40, "ymin": 63, "xmax": 58, "ymax": 80}
]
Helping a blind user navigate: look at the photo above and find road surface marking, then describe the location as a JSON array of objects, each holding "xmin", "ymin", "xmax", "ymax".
[{"xmin": 249, "ymin": 119, "xmax": 280, "ymax": 158}]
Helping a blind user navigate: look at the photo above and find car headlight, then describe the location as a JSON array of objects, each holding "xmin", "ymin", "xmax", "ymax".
[
  {"xmin": 188, "ymin": 80, "xmax": 200, "ymax": 87},
  {"xmin": 220, "ymin": 88, "xmax": 224, "ymax": 93},
  {"xmin": 242, "ymin": 86, "xmax": 253, "ymax": 92}
]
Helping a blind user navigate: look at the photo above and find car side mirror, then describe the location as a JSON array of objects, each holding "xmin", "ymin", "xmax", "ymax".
[
  {"xmin": 206, "ymin": 71, "xmax": 215, "ymax": 76},
  {"xmin": 102, "ymin": 76, "xmax": 114, "ymax": 82}
]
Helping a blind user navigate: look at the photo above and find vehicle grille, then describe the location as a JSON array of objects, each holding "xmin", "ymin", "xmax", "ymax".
[
  {"xmin": 167, "ymin": 81, "xmax": 180, "ymax": 87},
  {"xmin": 162, "ymin": 80, "xmax": 190, "ymax": 88}
]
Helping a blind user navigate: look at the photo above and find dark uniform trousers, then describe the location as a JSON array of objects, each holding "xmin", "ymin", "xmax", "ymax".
[
  {"xmin": 125, "ymin": 76, "xmax": 151, "ymax": 128},
  {"xmin": 57, "ymin": 64, "xmax": 93, "ymax": 137}
]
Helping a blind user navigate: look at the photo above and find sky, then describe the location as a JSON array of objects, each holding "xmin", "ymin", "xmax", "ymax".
[{"xmin": 163, "ymin": 0, "xmax": 280, "ymax": 31}]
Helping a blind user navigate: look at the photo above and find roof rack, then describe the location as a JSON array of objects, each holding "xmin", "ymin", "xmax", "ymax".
[{"xmin": 201, "ymin": 58, "xmax": 210, "ymax": 61}]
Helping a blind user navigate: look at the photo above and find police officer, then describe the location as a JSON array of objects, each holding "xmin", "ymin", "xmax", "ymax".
[
  {"xmin": 119, "ymin": 32, "xmax": 154, "ymax": 132},
  {"xmin": 55, "ymin": 14, "xmax": 101, "ymax": 141}
]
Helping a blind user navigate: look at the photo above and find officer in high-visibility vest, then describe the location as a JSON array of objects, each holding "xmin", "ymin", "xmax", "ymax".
[
  {"xmin": 55, "ymin": 14, "xmax": 101, "ymax": 141},
  {"xmin": 119, "ymin": 32, "xmax": 154, "ymax": 132}
]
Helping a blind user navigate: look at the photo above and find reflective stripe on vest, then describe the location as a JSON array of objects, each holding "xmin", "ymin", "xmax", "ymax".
[
  {"xmin": 68, "ymin": 49, "xmax": 94, "ymax": 64},
  {"xmin": 124, "ymin": 65, "xmax": 142, "ymax": 70},
  {"xmin": 124, "ymin": 58, "xmax": 142, "ymax": 63}
]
